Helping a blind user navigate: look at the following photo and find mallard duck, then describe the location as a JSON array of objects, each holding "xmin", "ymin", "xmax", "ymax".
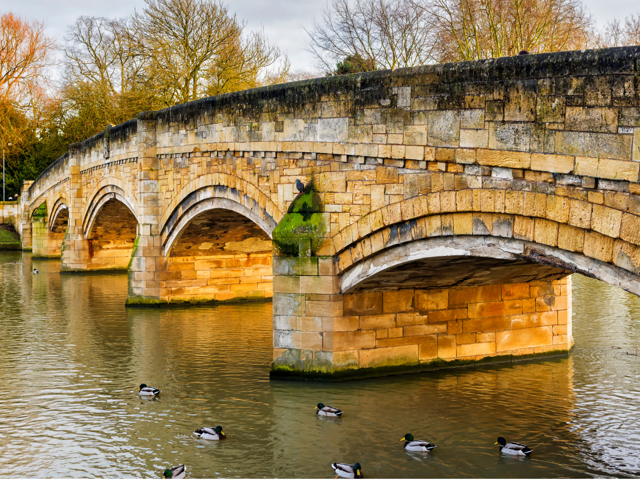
[
  {"xmin": 316, "ymin": 403, "xmax": 343, "ymax": 417},
  {"xmin": 331, "ymin": 462, "xmax": 363, "ymax": 479},
  {"xmin": 401, "ymin": 433, "xmax": 436, "ymax": 452},
  {"xmin": 162, "ymin": 464, "xmax": 186, "ymax": 479},
  {"xmin": 495, "ymin": 437, "xmax": 533, "ymax": 456},
  {"xmin": 138, "ymin": 383, "xmax": 160, "ymax": 397},
  {"xmin": 194, "ymin": 425, "xmax": 226, "ymax": 440}
]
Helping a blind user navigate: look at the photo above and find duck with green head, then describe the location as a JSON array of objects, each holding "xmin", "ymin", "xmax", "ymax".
[
  {"xmin": 495, "ymin": 437, "xmax": 533, "ymax": 456},
  {"xmin": 401, "ymin": 433, "xmax": 436, "ymax": 452},
  {"xmin": 162, "ymin": 464, "xmax": 185, "ymax": 479},
  {"xmin": 315, "ymin": 403, "xmax": 343, "ymax": 417},
  {"xmin": 332, "ymin": 462, "xmax": 363, "ymax": 479},
  {"xmin": 194, "ymin": 425, "xmax": 226, "ymax": 440},
  {"xmin": 137, "ymin": 383, "xmax": 160, "ymax": 397}
]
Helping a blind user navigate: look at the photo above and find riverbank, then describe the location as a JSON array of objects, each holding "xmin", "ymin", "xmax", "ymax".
[{"xmin": 0, "ymin": 225, "xmax": 20, "ymax": 250}]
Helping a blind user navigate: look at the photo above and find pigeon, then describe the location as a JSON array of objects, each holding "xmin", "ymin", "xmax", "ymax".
[
  {"xmin": 296, "ymin": 179, "xmax": 305, "ymax": 194},
  {"xmin": 33, "ymin": 269, "xmax": 39, "ymax": 275}
]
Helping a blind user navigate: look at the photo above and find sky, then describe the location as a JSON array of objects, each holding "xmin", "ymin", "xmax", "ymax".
[{"xmin": 4, "ymin": 0, "xmax": 640, "ymax": 72}]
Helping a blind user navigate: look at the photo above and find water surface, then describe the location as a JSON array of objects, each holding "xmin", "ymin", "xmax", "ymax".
[{"xmin": 1, "ymin": 252, "xmax": 640, "ymax": 478}]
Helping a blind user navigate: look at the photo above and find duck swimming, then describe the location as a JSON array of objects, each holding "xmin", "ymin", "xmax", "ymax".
[
  {"xmin": 162, "ymin": 464, "xmax": 186, "ymax": 479},
  {"xmin": 315, "ymin": 403, "xmax": 342, "ymax": 417},
  {"xmin": 331, "ymin": 462, "xmax": 363, "ymax": 479},
  {"xmin": 194, "ymin": 425, "xmax": 226, "ymax": 440},
  {"xmin": 137, "ymin": 384, "xmax": 160, "ymax": 397},
  {"xmin": 495, "ymin": 437, "xmax": 533, "ymax": 456},
  {"xmin": 401, "ymin": 433, "xmax": 436, "ymax": 452}
]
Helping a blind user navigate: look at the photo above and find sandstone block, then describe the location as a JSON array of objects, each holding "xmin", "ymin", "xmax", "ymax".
[
  {"xmin": 397, "ymin": 312, "xmax": 429, "ymax": 326},
  {"xmin": 496, "ymin": 326, "xmax": 553, "ymax": 352},
  {"xmin": 534, "ymin": 219, "xmax": 559, "ymax": 246},
  {"xmin": 468, "ymin": 300, "xmax": 523, "ymax": 319},
  {"xmin": 419, "ymin": 338, "xmax": 438, "ymax": 360},
  {"xmin": 383, "ymin": 289, "xmax": 415, "ymax": 313},
  {"xmin": 326, "ymin": 316, "xmax": 360, "ymax": 332},
  {"xmin": 403, "ymin": 324, "xmax": 447, "ymax": 336},
  {"xmin": 360, "ymin": 345, "xmax": 419, "ymax": 368},
  {"xmin": 477, "ymin": 149, "xmax": 531, "ymax": 169},
  {"xmin": 438, "ymin": 334, "xmax": 457, "ymax": 359},
  {"xmin": 306, "ymin": 300, "xmax": 344, "ymax": 317},
  {"xmin": 568, "ymin": 199, "xmax": 592, "ymax": 229},
  {"xmin": 344, "ymin": 292, "xmax": 383, "ymax": 315},
  {"xmin": 591, "ymin": 204, "xmax": 622, "ymax": 238},
  {"xmin": 502, "ymin": 283, "xmax": 530, "ymax": 300},
  {"xmin": 583, "ymin": 231, "xmax": 614, "ymax": 262},
  {"xmin": 449, "ymin": 285, "xmax": 501, "ymax": 305},
  {"xmin": 416, "ymin": 289, "xmax": 449, "ymax": 311},
  {"xmin": 457, "ymin": 342, "xmax": 495, "ymax": 358},
  {"xmin": 328, "ymin": 331, "xmax": 376, "ymax": 351},
  {"xmin": 360, "ymin": 314, "xmax": 397, "ymax": 330},
  {"xmin": 462, "ymin": 315, "xmax": 511, "ymax": 333}
]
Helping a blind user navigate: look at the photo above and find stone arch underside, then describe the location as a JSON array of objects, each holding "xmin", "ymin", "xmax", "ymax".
[
  {"xmin": 160, "ymin": 192, "xmax": 275, "ymax": 304},
  {"xmin": 84, "ymin": 191, "xmax": 139, "ymax": 271}
]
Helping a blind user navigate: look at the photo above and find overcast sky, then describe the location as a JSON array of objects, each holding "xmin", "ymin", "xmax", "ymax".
[{"xmin": 5, "ymin": 0, "xmax": 640, "ymax": 72}]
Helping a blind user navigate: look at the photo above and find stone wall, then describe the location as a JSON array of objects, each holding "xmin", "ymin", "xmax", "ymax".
[{"xmin": 0, "ymin": 201, "xmax": 18, "ymax": 227}]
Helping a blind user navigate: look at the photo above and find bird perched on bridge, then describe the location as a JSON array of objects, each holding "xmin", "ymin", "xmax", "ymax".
[
  {"xmin": 194, "ymin": 425, "xmax": 226, "ymax": 440},
  {"xmin": 137, "ymin": 383, "xmax": 161, "ymax": 397},
  {"xmin": 332, "ymin": 462, "xmax": 363, "ymax": 479},
  {"xmin": 295, "ymin": 179, "xmax": 305, "ymax": 194},
  {"xmin": 162, "ymin": 464, "xmax": 186, "ymax": 479},
  {"xmin": 401, "ymin": 433, "xmax": 436, "ymax": 452},
  {"xmin": 33, "ymin": 269, "xmax": 39, "ymax": 275},
  {"xmin": 495, "ymin": 437, "xmax": 533, "ymax": 456},
  {"xmin": 315, "ymin": 403, "xmax": 342, "ymax": 417}
]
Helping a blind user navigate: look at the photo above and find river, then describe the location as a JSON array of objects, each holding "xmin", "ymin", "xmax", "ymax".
[{"xmin": 1, "ymin": 251, "xmax": 640, "ymax": 478}]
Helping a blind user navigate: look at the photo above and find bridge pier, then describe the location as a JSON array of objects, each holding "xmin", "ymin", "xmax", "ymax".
[{"xmin": 271, "ymin": 254, "xmax": 572, "ymax": 380}]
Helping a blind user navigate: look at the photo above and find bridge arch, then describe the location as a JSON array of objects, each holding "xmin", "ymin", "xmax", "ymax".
[
  {"xmin": 49, "ymin": 198, "xmax": 69, "ymax": 232},
  {"xmin": 83, "ymin": 181, "xmax": 139, "ymax": 238},
  {"xmin": 158, "ymin": 185, "xmax": 275, "ymax": 304},
  {"xmin": 159, "ymin": 172, "xmax": 282, "ymax": 236}
]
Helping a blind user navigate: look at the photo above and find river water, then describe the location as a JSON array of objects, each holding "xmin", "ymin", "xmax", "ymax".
[{"xmin": 1, "ymin": 251, "xmax": 640, "ymax": 478}]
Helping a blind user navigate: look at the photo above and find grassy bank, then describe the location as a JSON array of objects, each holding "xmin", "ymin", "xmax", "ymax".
[{"xmin": 0, "ymin": 224, "xmax": 21, "ymax": 250}]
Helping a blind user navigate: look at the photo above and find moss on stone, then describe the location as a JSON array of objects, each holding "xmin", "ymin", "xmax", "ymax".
[
  {"xmin": 32, "ymin": 202, "xmax": 47, "ymax": 220},
  {"xmin": 273, "ymin": 182, "xmax": 326, "ymax": 257}
]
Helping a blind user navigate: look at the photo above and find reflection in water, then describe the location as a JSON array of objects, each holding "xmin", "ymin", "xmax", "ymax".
[{"xmin": 1, "ymin": 252, "xmax": 640, "ymax": 478}]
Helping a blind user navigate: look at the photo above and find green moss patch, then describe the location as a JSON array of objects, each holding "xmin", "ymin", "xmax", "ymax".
[{"xmin": 273, "ymin": 182, "xmax": 326, "ymax": 257}]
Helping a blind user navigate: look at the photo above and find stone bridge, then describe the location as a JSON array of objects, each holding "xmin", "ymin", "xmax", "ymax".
[{"xmin": 15, "ymin": 46, "xmax": 640, "ymax": 380}]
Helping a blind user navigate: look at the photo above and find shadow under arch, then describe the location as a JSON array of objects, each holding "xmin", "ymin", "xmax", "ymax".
[{"xmin": 162, "ymin": 185, "xmax": 277, "ymax": 257}]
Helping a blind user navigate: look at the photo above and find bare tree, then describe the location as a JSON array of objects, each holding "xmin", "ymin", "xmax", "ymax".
[
  {"xmin": 423, "ymin": 0, "xmax": 594, "ymax": 62},
  {"xmin": 597, "ymin": 12, "xmax": 640, "ymax": 47},
  {"xmin": 306, "ymin": 0, "xmax": 438, "ymax": 73}
]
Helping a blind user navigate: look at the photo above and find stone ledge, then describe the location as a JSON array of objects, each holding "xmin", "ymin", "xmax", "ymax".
[{"xmin": 269, "ymin": 348, "xmax": 572, "ymax": 381}]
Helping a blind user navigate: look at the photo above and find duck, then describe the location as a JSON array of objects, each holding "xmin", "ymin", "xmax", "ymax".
[
  {"xmin": 194, "ymin": 425, "xmax": 226, "ymax": 440},
  {"xmin": 316, "ymin": 403, "xmax": 343, "ymax": 417},
  {"xmin": 137, "ymin": 383, "xmax": 161, "ymax": 397},
  {"xmin": 162, "ymin": 464, "xmax": 186, "ymax": 479},
  {"xmin": 401, "ymin": 433, "xmax": 436, "ymax": 452},
  {"xmin": 331, "ymin": 462, "xmax": 363, "ymax": 479},
  {"xmin": 495, "ymin": 437, "xmax": 533, "ymax": 456}
]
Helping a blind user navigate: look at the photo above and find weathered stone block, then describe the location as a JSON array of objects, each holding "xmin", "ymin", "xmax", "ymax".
[
  {"xmin": 360, "ymin": 345, "xmax": 419, "ymax": 368},
  {"xmin": 383, "ymin": 289, "xmax": 415, "ymax": 313},
  {"xmin": 477, "ymin": 149, "xmax": 531, "ymax": 169},
  {"xmin": 428, "ymin": 111, "xmax": 460, "ymax": 147},
  {"xmin": 531, "ymin": 154, "xmax": 574, "ymax": 174},
  {"xmin": 457, "ymin": 342, "xmax": 495, "ymax": 357},
  {"xmin": 360, "ymin": 314, "xmax": 397, "ymax": 330},
  {"xmin": 327, "ymin": 331, "xmax": 376, "ymax": 351},
  {"xmin": 468, "ymin": 300, "xmax": 523, "ymax": 319},
  {"xmin": 496, "ymin": 326, "xmax": 552, "ymax": 352},
  {"xmin": 415, "ymin": 289, "xmax": 448, "ymax": 310},
  {"xmin": 344, "ymin": 292, "xmax": 383, "ymax": 315}
]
